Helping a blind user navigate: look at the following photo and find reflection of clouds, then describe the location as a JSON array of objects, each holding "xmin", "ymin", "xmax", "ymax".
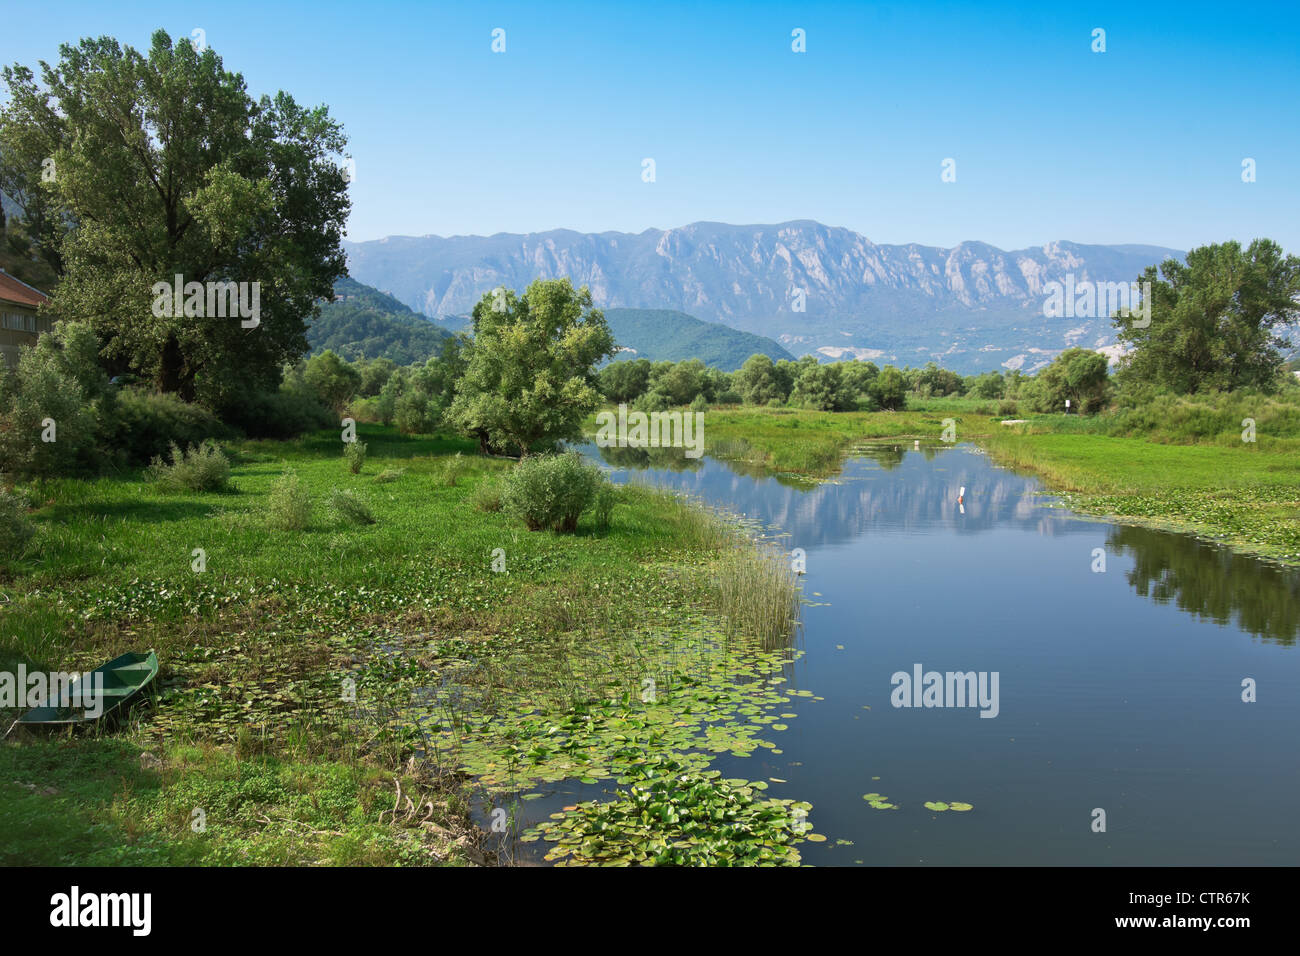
[{"xmin": 580, "ymin": 442, "xmax": 1097, "ymax": 550}]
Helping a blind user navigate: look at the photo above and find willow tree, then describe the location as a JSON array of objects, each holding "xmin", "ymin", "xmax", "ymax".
[
  {"xmin": 0, "ymin": 30, "xmax": 350, "ymax": 406},
  {"xmin": 448, "ymin": 279, "xmax": 615, "ymax": 457}
]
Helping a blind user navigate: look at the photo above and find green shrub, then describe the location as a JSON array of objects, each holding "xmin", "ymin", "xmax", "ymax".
[
  {"xmin": 219, "ymin": 387, "xmax": 333, "ymax": 439},
  {"xmin": 471, "ymin": 476, "xmax": 503, "ymax": 512},
  {"xmin": 635, "ymin": 390, "xmax": 672, "ymax": 413},
  {"xmin": 110, "ymin": 388, "xmax": 231, "ymax": 464},
  {"xmin": 0, "ymin": 322, "xmax": 106, "ymax": 478},
  {"xmin": 689, "ymin": 393, "xmax": 708, "ymax": 412},
  {"xmin": 344, "ymin": 440, "xmax": 367, "ymax": 475},
  {"xmin": 146, "ymin": 441, "xmax": 231, "ymax": 492},
  {"xmin": 501, "ymin": 451, "xmax": 605, "ymax": 532},
  {"xmin": 0, "ymin": 489, "xmax": 35, "ymax": 564},
  {"xmin": 266, "ymin": 471, "xmax": 312, "ymax": 530},
  {"xmin": 329, "ymin": 488, "xmax": 375, "ymax": 525},
  {"xmin": 440, "ymin": 452, "xmax": 467, "ymax": 487},
  {"xmin": 372, "ymin": 468, "xmax": 404, "ymax": 484}
]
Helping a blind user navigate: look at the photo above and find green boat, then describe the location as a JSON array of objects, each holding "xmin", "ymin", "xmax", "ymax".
[{"xmin": 6, "ymin": 651, "xmax": 158, "ymax": 733}]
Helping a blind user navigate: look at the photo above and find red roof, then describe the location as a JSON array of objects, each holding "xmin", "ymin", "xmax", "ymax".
[{"xmin": 0, "ymin": 270, "xmax": 50, "ymax": 308}]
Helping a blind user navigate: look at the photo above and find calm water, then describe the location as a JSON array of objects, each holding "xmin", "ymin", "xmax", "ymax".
[{"xmin": 499, "ymin": 441, "xmax": 1300, "ymax": 865}]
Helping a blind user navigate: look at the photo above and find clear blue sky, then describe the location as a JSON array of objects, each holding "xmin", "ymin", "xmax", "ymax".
[{"xmin": 4, "ymin": 0, "xmax": 1298, "ymax": 252}]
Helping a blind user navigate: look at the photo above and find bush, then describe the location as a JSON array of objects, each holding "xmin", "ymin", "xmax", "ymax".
[
  {"xmin": 0, "ymin": 489, "xmax": 35, "ymax": 564},
  {"xmin": 501, "ymin": 451, "xmax": 605, "ymax": 532},
  {"xmin": 266, "ymin": 471, "xmax": 312, "ymax": 530},
  {"xmin": 220, "ymin": 387, "xmax": 333, "ymax": 439},
  {"xmin": 146, "ymin": 441, "xmax": 231, "ymax": 492},
  {"xmin": 471, "ymin": 476, "xmax": 503, "ymax": 512},
  {"xmin": 110, "ymin": 389, "xmax": 231, "ymax": 464},
  {"xmin": 997, "ymin": 400, "xmax": 1019, "ymax": 416},
  {"xmin": 635, "ymin": 390, "xmax": 672, "ymax": 413},
  {"xmin": 329, "ymin": 488, "xmax": 375, "ymax": 525},
  {"xmin": 344, "ymin": 440, "xmax": 367, "ymax": 475},
  {"xmin": 689, "ymin": 393, "xmax": 708, "ymax": 412},
  {"xmin": 0, "ymin": 322, "xmax": 106, "ymax": 478},
  {"xmin": 440, "ymin": 452, "xmax": 467, "ymax": 487},
  {"xmin": 394, "ymin": 391, "xmax": 444, "ymax": 435},
  {"xmin": 372, "ymin": 468, "xmax": 404, "ymax": 484}
]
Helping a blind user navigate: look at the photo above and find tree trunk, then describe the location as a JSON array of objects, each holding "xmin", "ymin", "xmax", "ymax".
[{"xmin": 158, "ymin": 333, "xmax": 184, "ymax": 394}]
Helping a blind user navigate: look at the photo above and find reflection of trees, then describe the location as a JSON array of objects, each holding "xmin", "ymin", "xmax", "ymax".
[
  {"xmin": 863, "ymin": 445, "xmax": 906, "ymax": 470},
  {"xmin": 713, "ymin": 456, "xmax": 821, "ymax": 489},
  {"xmin": 1107, "ymin": 525, "xmax": 1300, "ymax": 646},
  {"xmin": 593, "ymin": 444, "xmax": 704, "ymax": 473}
]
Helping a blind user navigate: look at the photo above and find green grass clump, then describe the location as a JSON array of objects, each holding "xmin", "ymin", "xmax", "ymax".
[
  {"xmin": 0, "ymin": 489, "xmax": 35, "ymax": 564},
  {"xmin": 471, "ymin": 476, "xmax": 503, "ymax": 513},
  {"xmin": 592, "ymin": 484, "xmax": 618, "ymax": 531},
  {"xmin": 329, "ymin": 487, "xmax": 375, "ymax": 525},
  {"xmin": 438, "ymin": 451, "xmax": 467, "ymax": 487},
  {"xmin": 266, "ymin": 470, "xmax": 313, "ymax": 530},
  {"xmin": 715, "ymin": 543, "xmax": 802, "ymax": 645},
  {"xmin": 146, "ymin": 440, "xmax": 231, "ymax": 492},
  {"xmin": 371, "ymin": 467, "xmax": 404, "ymax": 484},
  {"xmin": 344, "ymin": 440, "xmax": 367, "ymax": 475}
]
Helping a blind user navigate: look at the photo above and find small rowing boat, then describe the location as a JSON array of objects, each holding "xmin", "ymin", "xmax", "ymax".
[{"xmin": 6, "ymin": 651, "xmax": 158, "ymax": 733}]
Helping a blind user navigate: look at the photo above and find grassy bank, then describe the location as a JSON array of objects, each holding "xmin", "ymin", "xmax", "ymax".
[
  {"xmin": 694, "ymin": 402, "xmax": 1300, "ymax": 565},
  {"xmin": 2, "ymin": 427, "xmax": 809, "ymax": 866}
]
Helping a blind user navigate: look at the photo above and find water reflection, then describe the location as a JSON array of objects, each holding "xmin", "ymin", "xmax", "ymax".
[
  {"xmin": 1108, "ymin": 524, "xmax": 1300, "ymax": 645},
  {"xmin": 581, "ymin": 440, "xmax": 1300, "ymax": 645}
]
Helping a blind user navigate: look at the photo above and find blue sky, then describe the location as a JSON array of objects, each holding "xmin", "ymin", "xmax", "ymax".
[{"xmin": 4, "ymin": 1, "xmax": 1298, "ymax": 252}]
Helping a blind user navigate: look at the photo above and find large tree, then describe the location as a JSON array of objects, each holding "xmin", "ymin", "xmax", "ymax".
[
  {"xmin": 448, "ymin": 279, "xmax": 614, "ymax": 457},
  {"xmin": 0, "ymin": 30, "xmax": 350, "ymax": 405},
  {"xmin": 1114, "ymin": 240, "xmax": 1300, "ymax": 394}
]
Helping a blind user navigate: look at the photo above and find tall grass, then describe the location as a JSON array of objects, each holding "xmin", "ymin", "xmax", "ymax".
[{"xmin": 715, "ymin": 543, "xmax": 802, "ymax": 646}]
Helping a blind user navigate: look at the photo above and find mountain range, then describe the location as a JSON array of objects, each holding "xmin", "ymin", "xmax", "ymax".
[{"xmin": 343, "ymin": 221, "xmax": 1183, "ymax": 374}]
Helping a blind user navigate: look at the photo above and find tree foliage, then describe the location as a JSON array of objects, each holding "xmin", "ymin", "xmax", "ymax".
[
  {"xmin": 0, "ymin": 30, "xmax": 350, "ymax": 405},
  {"xmin": 1115, "ymin": 240, "xmax": 1300, "ymax": 394},
  {"xmin": 447, "ymin": 279, "xmax": 614, "ymax": 456}
]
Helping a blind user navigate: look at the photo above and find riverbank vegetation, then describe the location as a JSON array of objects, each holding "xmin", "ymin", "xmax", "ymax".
[{"xmin": 1, "ymin": 427, "xmax": 809, "ymax": 864}]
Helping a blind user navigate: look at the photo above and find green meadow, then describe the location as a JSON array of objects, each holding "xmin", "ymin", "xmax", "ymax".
[{"xmin": 1, "ymin": 427, "xmax": 808, "ymax": 865}]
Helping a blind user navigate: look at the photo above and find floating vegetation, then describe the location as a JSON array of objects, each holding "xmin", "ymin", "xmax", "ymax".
[
  {"xmin": 405, "ymin": 621, "xmax": 806, "ymax": 792},
  {"xmin": 524, "ymin": 756, "xmax": 815, "ymax": 866},
  {"xmin": 862, "ymin": 792, "xmax": 897, "ymax": 810},
  {"xmin": 924, "ymin": 800, "xmax": 973, "ymax": 812}
]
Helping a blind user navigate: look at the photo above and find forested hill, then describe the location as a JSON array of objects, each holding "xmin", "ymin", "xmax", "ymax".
[
  {"xmin": 308, "ymin": 276, "xmax": 451, "ymax": 364},
  {"xmin": 604, "ymin": 308, "xmax": 793, "ymax": 370}
]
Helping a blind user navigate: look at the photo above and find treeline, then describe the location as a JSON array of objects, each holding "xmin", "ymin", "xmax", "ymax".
[{"xmin": 593, "ymin": 348, "xmax": 1113, "ymax": 415}]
